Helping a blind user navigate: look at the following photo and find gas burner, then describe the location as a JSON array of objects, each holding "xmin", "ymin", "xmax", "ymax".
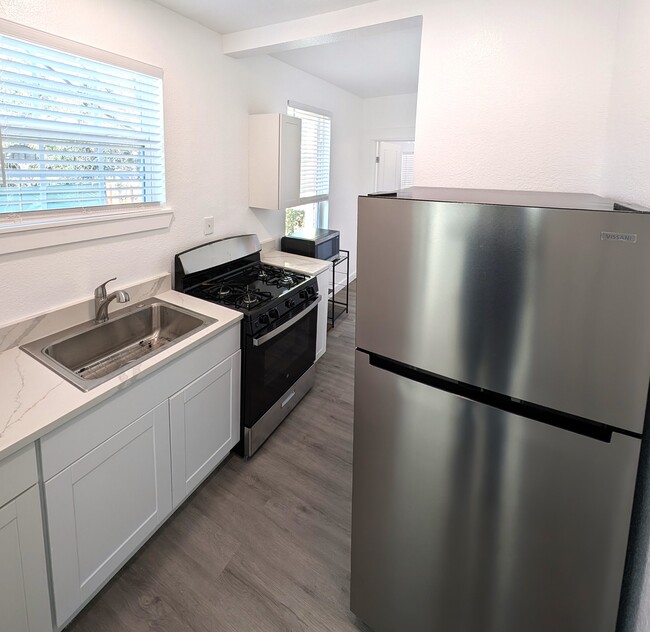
[
  {"xmin": 201, "ymin": 282, "xmax": 245, "ymax": 300},
  {"xmin": 237, "ymin": 292, "xmax": 261, "ymax": 308},
  {"xmin": 278, "ymin": 275, "xmax": 294, "ymax": 287},
  {"xmin": 257, "ymin": 269, "xmax": 269, "ymax": 280},
  {"xmin": 263, "ymin": 268, "xmax": 306, "ymax": 289},
  {"xmin": 202, "ymin": 283, "xmax": 274, "ymax": 311}
]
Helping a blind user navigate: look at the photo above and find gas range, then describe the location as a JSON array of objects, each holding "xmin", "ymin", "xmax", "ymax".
[
  {"xmin": 186, "ymin": 262, "xmax": 317, "ymax": 335},
  {"xmin": 174, "ymin": 235, "xmax": 321, "ymax": 457}
]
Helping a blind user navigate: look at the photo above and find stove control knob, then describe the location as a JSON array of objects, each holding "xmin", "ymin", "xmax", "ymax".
[
  {"xmin": 269, "ymin": 308, "xmax": 279, "ymax": 320},
  {"xmin": 286, "ymin": 299, "xmax": 296, "ymax": 309},
  {"xmin": 259, "ymin": 313, "xmax": 270, "ymax": 324},
  {"xmin": 299, "ymin": 290, "xmax": 308, "ymax": 299},
  {"xmin": 307, "ymin": 286, "xmax": 316, "ymax": 296}
]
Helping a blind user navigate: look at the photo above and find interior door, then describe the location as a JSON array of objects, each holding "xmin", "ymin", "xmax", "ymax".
[
  {"xmin": 351, "ymin": 350, "xmax": 640, "ymax": 632},
  {"xmin": 374, "ymin": 140, "xmax": 415, "ymax": 192},
  {"xmin": 375, "ymin": 141, "xmax": 402, "ymax": 192}
]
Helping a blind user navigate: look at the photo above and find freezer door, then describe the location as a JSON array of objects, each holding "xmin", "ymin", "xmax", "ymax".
[
  {"xmin": 351, "ymin": 351, "xmax": 640, "ymax": 632},
  {"xmin": 356, "ymin": 196, "xmax": 650, "ymax": 433}
]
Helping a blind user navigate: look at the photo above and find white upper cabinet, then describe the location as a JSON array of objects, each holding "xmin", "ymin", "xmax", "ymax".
[{"xmin": 249, "ymin": 113, "xmax": 301, "ymax": 210}]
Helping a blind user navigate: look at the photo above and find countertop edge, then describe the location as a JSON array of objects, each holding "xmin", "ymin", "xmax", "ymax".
[{"xmin": 261, "ymin": 249, "xmax": 333, "ymax": 276}]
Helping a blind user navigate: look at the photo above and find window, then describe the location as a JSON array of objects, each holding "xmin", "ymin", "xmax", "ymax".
[
  {"xmin": 285, "ymin": 101, "xmax": 330, "ymax": 234},
  {"xmin": 0, "ymin": 28, "xmax": 164, "ymax": 216},
  {"xmin": 285, "ymin": 201, "xmax": 330, "ymax": 235},
  {"xmin": 401, "ymin": 151, "xmax": 415, "ymax": 189}
]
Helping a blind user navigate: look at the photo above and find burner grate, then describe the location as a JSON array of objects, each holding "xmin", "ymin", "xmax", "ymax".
[
  {"xmin": 262, "ymin": 266, "xmax": 306, "ymax": 289},
  {"xmin": 187, "ymin": 262, "xmax": 308, "ymax": 312},
  {"xmin": 196, "ymin": 281, "xmax": 273, "ymax": 311},
  {"xmin": 200, "ymin": 281, "xmax": 246, "ymax": 300}
]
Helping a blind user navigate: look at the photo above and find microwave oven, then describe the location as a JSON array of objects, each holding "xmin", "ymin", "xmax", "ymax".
[{"xmin": 281, "ymin": 228, "xmax": 340, "ymax": 261}]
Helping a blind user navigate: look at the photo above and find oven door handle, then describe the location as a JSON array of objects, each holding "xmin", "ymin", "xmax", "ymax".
[{"xmin": 253, "ymin": 296, "xmax": 321, "ymax": 347}]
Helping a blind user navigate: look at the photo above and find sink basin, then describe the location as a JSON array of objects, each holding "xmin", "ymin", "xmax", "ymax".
[{"xmin": 21, "ymin": 298, "xmax": 216, "ymax": 391}]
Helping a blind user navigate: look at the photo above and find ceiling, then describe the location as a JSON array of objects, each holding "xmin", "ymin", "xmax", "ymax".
[
  {"xmin": 151, "ymin": 0, "xmax": 376, "ymax": 34},
  {"xmin": 151, "ymin": 0, "xmax": 421, "ymax": 99},
  {"xmin": 272, "ymin": 25, "xmax": 421, "ymax": 98}
]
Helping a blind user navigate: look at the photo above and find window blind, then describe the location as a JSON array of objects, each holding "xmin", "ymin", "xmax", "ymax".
[
  {"xmin": 0, "ymin": 32, "xmax": 164, "ymax": 214},
  {"xmin": 287, "ymin": 102, "xmax": 330, "ymax": 204},
  {"xmin": 401, "ymin": 152, "xmax": 414, "ymax": 189}
]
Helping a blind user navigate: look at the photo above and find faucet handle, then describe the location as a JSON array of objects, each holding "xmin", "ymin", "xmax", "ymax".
[{"xmin": 95, "ymin": 277, "xmax": 117, "ymax": 299}]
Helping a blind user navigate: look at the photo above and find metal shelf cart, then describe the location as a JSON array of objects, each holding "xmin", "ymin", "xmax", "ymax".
[{"xmin": 329, "ymin": 249, "xmax": 350, "ymax": 327}]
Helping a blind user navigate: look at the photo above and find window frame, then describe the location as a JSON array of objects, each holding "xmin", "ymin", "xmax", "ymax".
[
  {"xmin": 286, "ymin": 100, "xmax": 331, "ymax": 230},
  {"xmin": 0, "ymin": 18, "xmax": 171, "ymax": 254}
]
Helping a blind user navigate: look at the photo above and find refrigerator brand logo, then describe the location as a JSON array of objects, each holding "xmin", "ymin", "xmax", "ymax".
[{"xmin": 601, "ymin": 231, "xmax": 637, "ymax": 244}]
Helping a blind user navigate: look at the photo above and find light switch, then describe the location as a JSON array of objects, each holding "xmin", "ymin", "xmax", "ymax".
[{"xmin": 203, "ymin": 216, "xmax": 214, "ymax": 235}]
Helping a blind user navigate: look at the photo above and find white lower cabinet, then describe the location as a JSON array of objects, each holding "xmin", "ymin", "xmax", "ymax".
[
  {"xmin": 170, "ymin": 351, "xmax": 241, "ymax": 507},
  {"xmin": 40, "ymin": 326, "xmax": 241, "ymax": 629},
  {"xmin": 316, "ymin": 270, "xmax": 329, "ymax": 360},
  {"xmin": 0, "ymin": 485, "xmax": 52, "ymax": 632},
  {"xmin": 45, "ymin": 402, "xmax": 171, "ymax": 628}
]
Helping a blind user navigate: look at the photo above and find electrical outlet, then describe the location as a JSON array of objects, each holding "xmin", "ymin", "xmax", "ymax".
[{"xmin": 203, "ymin": 216, "xmax": 214, "ymax": 235}]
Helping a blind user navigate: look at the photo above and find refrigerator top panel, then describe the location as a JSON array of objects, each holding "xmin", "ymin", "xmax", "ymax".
[
  {"xmin": 356, "ymin": 194, "xmax": 650, "ymax": 434},
  {"xmin": 367, "ymin": 187, "xmax": 645, "ymax": 213}
]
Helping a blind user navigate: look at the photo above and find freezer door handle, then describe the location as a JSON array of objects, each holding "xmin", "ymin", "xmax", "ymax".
[{"xmin": 367, "ymin": 352, "xmax": 618, "ymax": 443}]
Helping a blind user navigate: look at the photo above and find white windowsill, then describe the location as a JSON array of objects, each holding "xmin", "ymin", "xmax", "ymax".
[{"xmin": 0, "ymin": 207, "xmax": 174, "ymax": 255}]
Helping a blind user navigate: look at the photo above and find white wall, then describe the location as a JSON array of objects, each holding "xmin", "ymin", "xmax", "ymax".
[
  {"xmin": 603, "ymin": 0, "xmax": 650, "ymax": 208},
  {"xmin": 224, "ymin": 0, "xmax": 618, "ymax": 194},
  {"xmin": 360, "ymin": 93, "xmax": 418, "ymax": 194},
  {"xmin": 413, "ymin": 0, "xmax": 619, "ymax": 192},
  {"xmin": 219, "ymin": 0, "xmax": 624, "ymax": 277},
  {"xmin": 0, "ymin": 0, "xmax": 362, "ymax": 325},
  {"xmin": 222, "ymin": 53, "xmax": 363, "ymax": 279}
]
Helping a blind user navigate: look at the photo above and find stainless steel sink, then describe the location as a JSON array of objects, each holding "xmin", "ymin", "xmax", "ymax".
[{"xmin": 21, "ymin": 298, "xmax": 216, "ymax": 391}]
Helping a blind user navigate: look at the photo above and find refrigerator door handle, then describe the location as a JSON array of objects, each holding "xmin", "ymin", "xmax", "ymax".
[{"xmin": 367, "ymin": 352, "xmax": 619, "ymax": 443}]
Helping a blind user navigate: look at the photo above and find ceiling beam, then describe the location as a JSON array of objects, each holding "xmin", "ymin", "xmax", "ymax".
[{"xmin": 222, "ymin": 0, "xmax": 424, "ymax": 58}]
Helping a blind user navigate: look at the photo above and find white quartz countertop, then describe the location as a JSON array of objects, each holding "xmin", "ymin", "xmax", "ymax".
[
  {"xmin": 0, "ymin": 291, "xmax": 242, "ymax": 462},
  {"xmin": 261, "ymin": 249, "xmax": 332, "ymax": 276}
]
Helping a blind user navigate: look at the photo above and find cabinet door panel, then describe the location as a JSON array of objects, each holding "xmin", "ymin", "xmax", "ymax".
[
  {"xmin": 0, "ymin": 501, "xmax": 29, "ymax": 632},
  {"xmin": 0, "ymin": 444, "xmax": 38, "ymax": 509},
  {"xmin": 249, "ymin": 113, "xmax": 301, "ymax": 210},
  {"xmin": 0, "ymin": 486, "xmax": 52, "ymax": 632},
  {"xmin": 74, "ymin": 427, "xmax": 157, "ymax": 584},
  {"xmin": 280, "ymin": 115, "xmax": 301, "ymax": 209},
  {"xmin": 46, "ymin": 401, "xmax": 171, "ymax": 627},
  {"xmin": 316, "ymin": 271, "xmax": 329, "ymax": 360},
  {"xmin": 170, "ymin": 351, "xmax": 240, "ymax": 507}
]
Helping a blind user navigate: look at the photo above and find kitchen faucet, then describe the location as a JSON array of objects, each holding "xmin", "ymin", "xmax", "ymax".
[{"xmin": 94, "ymin": 277, "xmax": 130, "ymax": 323}]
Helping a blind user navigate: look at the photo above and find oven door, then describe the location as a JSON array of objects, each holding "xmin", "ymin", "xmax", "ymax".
[{"xmin": 242, "ymin": 298, "xmax": 319, "ymax": 427}]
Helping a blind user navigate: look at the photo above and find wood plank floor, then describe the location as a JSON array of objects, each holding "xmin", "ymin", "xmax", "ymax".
[{"xmin": 67, "ymin": 282, "xmax": 370, "ymax": 632}]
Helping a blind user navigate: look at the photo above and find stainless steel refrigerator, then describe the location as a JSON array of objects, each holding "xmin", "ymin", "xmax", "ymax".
[{"xmin": 351, "ymin": 188, "xmax": 650, "ymax": 632}]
